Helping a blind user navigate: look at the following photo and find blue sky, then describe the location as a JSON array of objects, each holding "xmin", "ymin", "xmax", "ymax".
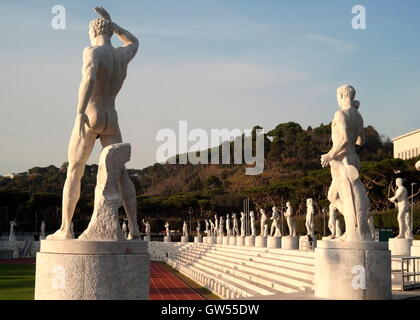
[{"xmin": 0, "ymin": 0, "xmax": 419, "ymax": 174}]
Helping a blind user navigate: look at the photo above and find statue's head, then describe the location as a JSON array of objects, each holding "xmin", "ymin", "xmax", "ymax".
[
  {"xmin": 396, "ymin": 177, "xmax": 403, "ymax": 187},
  {"xmin": 336, "ymin": 85, "xmax": 356, "ymax": 109},
  {"xmin": 260, "ymin": 208, "xmax": 265, "ymax": 213},
  {"xmin": 272, "ymin": 206, "xmax": 277, "ymax": 211},
  {"xmin": 286, "ymin": 201, "xmax": 291, "ymax": 207},
  {"xmin": 307, "ymin": 198, "xmax": 313, "ymax": 205},
  {"xmin": 89, "ymin": 18, "xmax": 113, "ymax": 43}
]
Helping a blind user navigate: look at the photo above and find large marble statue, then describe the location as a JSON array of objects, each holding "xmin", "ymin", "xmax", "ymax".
[
  {"xmin": 328, "ymin": 203, "xmax": 339, "ymax": 239},
  {"xmin": 284, "ymin": 202, "xmax": 296, "ymax": 237},
  {"xmin": 122, "ymin": 221, "xmax": 128, "ymax": 239},
  {"xmin": 47, "ymin": 7, "xmax": 140, "ymax": 240},
  {"xmin": 196, "ymin": 221, "xmax": 201, "ymax": 237},
  {"xmin": 305, "ymin": 198, "xmax": 315, "ymax": 238},
  {"xmin": 270, "ymin": 207, "xmax": 282, "ymax": 237},
  {"xmin": 182, "ymin": 221, "xmax": 188, "ymax": 237},
  {"xmin": 214, "ymin": 214, "xmax": 219, "ymax": 236},
  {"xmin": 209, "ymin": 220, "xmax": 215, "ymax": 236},
  {"xmin": 240, "ymin": 212, "xmax": 246, "ymax": 237},
  {"xmin": 205, "ymin": 219, "xmax": 210, "ymax": 236},
  {"xmin": 142, "ymin": 219, "xmax": 151, "ymax": 236},
  {"xmin": 249, "ymin": 211, "xmax": 257, "ymax": 236},
  {"xmin": 259, "ymin": 209, "xmax": 269, "ymax": 237},
  {"xmin": 232, "ymin": 213, "xmax": 240, "ymax": 236},
  {"xmin": 389, "ymin": 178, "xmax": 413, "ymax": 239},
  {"xmin": 219, "ymin": 216, "xmax": 225, "ymax": 236},
  {"xmin": 165, "ymin": 221, "xmax": 170, "ymax": 236},
  {"xmin": 9, "ymin": 220, "xmax": 17, "ymax": 241},
  {"xmin": 320, "ymin": 85, "xmax": 372, "ymax": 241},
  {"xmin": 226, "ymin": 214, "xmax": 232, "ymax": 236},
  {"xmin": 40, "ymin": 221, "xmax": 46, "ymax": 240}
]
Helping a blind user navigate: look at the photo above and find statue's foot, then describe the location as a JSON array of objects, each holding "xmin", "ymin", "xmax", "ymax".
[
  {"xmin": 396, "ymin": 234, "xmax": 404, "ymax": 239},
  {"xmin": 127, "ymin": 229, "xmax": 141, "ymax": 240},
  {"xmin": 328, "ymin": 235, "xmax": 335, "ymax": 239},
  {"xmin": 46, "ymin": 229, "xmax": 74, "ymax": 240}
]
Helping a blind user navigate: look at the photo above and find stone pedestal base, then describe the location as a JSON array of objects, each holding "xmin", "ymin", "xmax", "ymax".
[
  {"xmin": 164, "ymin": 236, "xmax": 171, "ymax": 242},
  {"xmin": 236, "ymin": 236, "xmax": 245, "ymax": 246},
  {"xmin": 245, "ymin": 236, "xmax": 255, "ymax": 247},
  {"xmin": 217, "ymin": 236, "xmax": 223, "ymax": 244},
  {"xmin": 180, "ymin": 236, "xmax": 189, "ymax": 243},
  {"xmin": 229, "ymin": 236, "xmax": 237, "ymax": 245},
  {"xmin": 411, "ymin": 240, "xmax": 420, "ymax": 256},
  {"xmin": 299, "ymin": 236, "xmax": 317, "ymax": 251},
  {"xmin": 389, "ymin": 238, "xmax": 413, "ymax": 256},
  {"xmin": 35, "ymin": 240, "xmax": 149, "ymax": 300},
  {"xmin": 314, "ymin": 240, "xmax": 391, "ymax": 300},
  {"xmin": 143, "ymin": 235, "xmax": 151, "ymax": 242},
  {"xmin": 202, "ymin": 236, "xmax": 207, "ymax": 243},
  {"xmin": 255, "ymin": 236, "xmax": 267, "ymax": 248},
  {"xmin": 207, "ymin": 236, "xmax": 217, "ymax": 244},
  {"xmin": 281, "ymin": 236, "xmax": 299, "ymax": 250},
  {"xmin": 222, "ymin": 236, "xmax": 230, "ymax": 245},
  {"xmin": 267, "ymin": 236, "xmax": 281, "ymax": 248},
  {"xmin": 194, "ymin": 236, "xmax": 203, "ymax": 243}
]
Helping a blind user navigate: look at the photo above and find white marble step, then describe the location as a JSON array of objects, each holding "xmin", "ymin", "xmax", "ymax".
[{"xmin": 168, "ymin": 256, "xmax": 277, "ymax": 297}]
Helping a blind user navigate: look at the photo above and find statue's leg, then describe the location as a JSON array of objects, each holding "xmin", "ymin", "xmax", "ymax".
[
  {"xmin": 405, "ymin": 210, "xmax": 413, "ymax": 239},
  {"xmin": 47, "ymin": 128, "xmax": 97, "ymax": 240},
  {"xmin": 100, "ymin": 132, "xmax": 140, "ymax": 239},
  {"xmin": 396, "ymin": 209, "xmax": 405, "ymax": 238}
]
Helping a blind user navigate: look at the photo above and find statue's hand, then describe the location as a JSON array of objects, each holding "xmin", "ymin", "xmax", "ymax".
[
  {"xmin": 320, "ymin": 153, "xmax": 331, "ymax": 168},
  {"xmin": 94, "ymin": 6, "xmax": 112, "ymax": 21},
  {"xmin": 77, "ymin": 113, "xmax": 90, "ymax": 138}
]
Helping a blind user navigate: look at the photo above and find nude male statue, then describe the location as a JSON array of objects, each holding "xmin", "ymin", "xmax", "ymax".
[
  {"xmin": 48, "ymin": 7, "xmax": 140, "ymax": 240},
  {"xmin": 320, "ymin": 85, "xmax": 371, "ymax": 241},
  {"xmin": 389, "ymin": 178, "xmax": 413, "ymax": 239}
]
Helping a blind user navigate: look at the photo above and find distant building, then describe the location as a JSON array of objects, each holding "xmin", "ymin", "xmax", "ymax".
[{"xmin": 392, "ymin": 129, "xmax": 420, "ymax": 160}]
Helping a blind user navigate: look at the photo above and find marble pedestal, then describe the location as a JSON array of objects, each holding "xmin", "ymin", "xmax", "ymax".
[
  {"xmin": 314, "ymin": 240, "xmax": 391, "ymax": 300},
  {"xmin": 202, "ymin": 236, "xmax": 207, "ymax": 243},
  {"xmin": 299, "ymin": 235, "xmax": 317, "ymax": 251},
  {"xmin": 164, "ymin": 236, "xmax": 171, "ymax": 242},
  {"xmin": 245, "ymin": 236, "xmax": 255, "ymax": 247},
  {"xmin": 207, "ymin": 236, "xmax": 217, "ymax": 244},
  {"xmin": 229, "ymin": 236, "xmax": 237, "ymax": 245},
  {"xmin": 281, "ymin": 236, "xmax": 299, "ymax": 250},
  {"xmin": 194, "ymin": 236, "xmax": 203, "ymax": 243},
  {"xmin": 143, "ymin": 235, "xmax": 151, "ymax": 242},
  {"xmin": 255, "ymin": 236, "xmax": 267, "ymax": 248},
  {"xmin": 217, "ymin": 236, "xmax": 223, "ymax": 244},
  {"xmin": 267, "ymin": 236, "xmax": 281, "ymax": 248},
  {"xmin": 388, "ymin": 238, "xmax": 413, "ymax": 256},
  {"xmin": 180, "ymin": 236, "xmax": 189, "ymax": 243},
  {"xmin": 236, "ymin": 236, "xmax": 245, "ymax": 246},
  {"xmin": 411, "ymin": 240, "xmax": 420, "ymax": 256},
  {"xmin": 35, "ymin": 240, "xmax": 149, "ymax": 300},
  {"xmin": 222, "ymin": 236, "xmax": 230, "ymax": 245}
]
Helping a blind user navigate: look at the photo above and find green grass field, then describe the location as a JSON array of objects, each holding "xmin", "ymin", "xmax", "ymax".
[{"xmin": 0, "ymin": 264, "xmax": 35, "ymax": 300}]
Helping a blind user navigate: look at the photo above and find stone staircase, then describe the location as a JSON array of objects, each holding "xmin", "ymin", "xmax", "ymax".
[{"xmin": 161, "ymin": 242, "xmax": 315, "ymax": 299}]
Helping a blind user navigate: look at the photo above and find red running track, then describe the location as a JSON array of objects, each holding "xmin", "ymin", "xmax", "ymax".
[{"xmin": 0, "ymin": 259, "xmax": 205, "ymax": 300}]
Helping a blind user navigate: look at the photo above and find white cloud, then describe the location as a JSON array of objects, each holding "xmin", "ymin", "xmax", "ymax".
[{"xmin": 305, "ymin": 33, "xmax": 356, "ymax": 53}]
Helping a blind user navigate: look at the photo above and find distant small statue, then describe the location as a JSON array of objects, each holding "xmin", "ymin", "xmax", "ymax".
[
  {"xmin": 328, "ymin": 203, "xmax": 339, "ymax": 239},
  {"xmin": 40, "ymin": 221, "xmax": 46, "ymax": 240},
  {"xmin": 219, "ymin": 216, "xmax": 225, "ymax": 236},
  {"xmin": 389, "ymin": 178, "xmax": 413, "ymax": 239},
  {"xmin": 209, "ymin": 220, "xmax": 215, "ymax": 236},
  {"xmin": 284, "ymin": 202, "xmax": 296, "ymax": 237},
  {"xmin": 416, "ymin": 160, "xmax": 420, "ymax": 171},
  {"xmin": 182, "ymin": 221, "xmax": 188, "ymax": 237},
  {"xmin": 270, "ymin": 207, "xmax": 282, "ymax": 237},
  {"xmin": 205, "ymin": 219, "xmax": 210, "ymax": 236},
  {"xmin": 226, "ymin": 214, "xmax": 232, "ymax": 236},
  {"xmin": 259, "ymin": 209, "xmax": 269, "ymax": 237},
  {"xmin": 165, "ymin": 221, "xmax": 170, "ymax": 236},
  {"xmin": 305, "ymin": 198, "xmax": 315, "ymax": 238},
  {"xmin": 196, "ymin": 221, "xmax": 201, "ymax": 237},
  {"xmin": 368, "ymin": 212, "xmax": 375, "ymax": 240},
  {"xmin": 249, "ymin": 211, "xmax": 257, "ymax": 236},
  {"xmin": 232, "ymin": 213, "xmax": 240, "ymax": 236},
  {"xmin": 214, "ymin": 214, "xmax": 219, "ymax": 237},
  {"xmin": 142, "ymin": 219, "xmax": 151, "ymax": 236},
  {"xmin": 9, "ymin": 220, "xmax": 17, "ymax": 241},
  {"xmin": 240, "ymin": 212, "xmax": 246, "ymax": 237},
  {"xmin": 122, "ymin": 221, "xmax": 128, "ymax": 239}
]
